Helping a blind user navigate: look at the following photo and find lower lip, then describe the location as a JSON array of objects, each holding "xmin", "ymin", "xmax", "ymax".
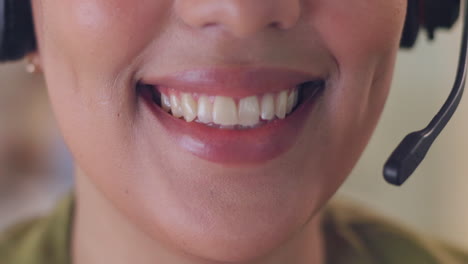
[{"xmin": 141, "ymin": 88, "xmax": 322, "ymax": 166}]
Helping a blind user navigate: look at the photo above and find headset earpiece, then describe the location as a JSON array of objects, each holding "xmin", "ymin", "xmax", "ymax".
[
  {"xmin": 401, "ymin": 0, "xmax": 461, "ymax": 48},
  {"xmin": 0, "ymin": 0, "xmax": 36, "ymax": 62},
  {"xmin": 401, "ymin": 0, "xmax": 421, "ymax": 48},
  {"xmin": 424, "ymin": 0, "xmax": 461, "ymax": 39}
]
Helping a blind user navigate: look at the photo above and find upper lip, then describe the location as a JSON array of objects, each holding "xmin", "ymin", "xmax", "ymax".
[{"xmin": 140, "ymin": 66, "xmax": 325, "ymax": 97}]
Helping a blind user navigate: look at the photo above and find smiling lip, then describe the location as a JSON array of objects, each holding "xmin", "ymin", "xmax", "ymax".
[
  {"xmin": 139, "ymin": 67, "xmax": 325, "ymax": 166},
  {"xmin": 140, "ymin": 66, "xmax": 324, "ymax": 98}
]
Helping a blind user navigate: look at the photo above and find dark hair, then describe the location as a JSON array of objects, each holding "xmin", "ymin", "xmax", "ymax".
[{"xmin": 0, "ymin": 0, "xmax": 36, "ymax": 62}]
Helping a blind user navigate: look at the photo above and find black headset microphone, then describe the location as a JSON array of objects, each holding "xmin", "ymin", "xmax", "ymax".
[
  {"xmin": 0, "ymin": 0, "xmax": 466, "ymax": 186},
  {"xmin": 386, "ymin": 0, "xmax": 467, "ymax": 186}
]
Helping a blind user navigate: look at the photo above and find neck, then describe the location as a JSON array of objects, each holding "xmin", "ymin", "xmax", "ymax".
[{"xmin": 72, "ymin": 170, "xmax": 326, "ymax": 264}]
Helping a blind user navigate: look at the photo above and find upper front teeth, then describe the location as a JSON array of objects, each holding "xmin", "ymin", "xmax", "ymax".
[
  {"xmin": 159, "ymin": 88, "xmax": 299, "ymax": 128},
  {"xmin": 213, "ymin": 96, "xmax": 238, "ymax": 126},
  {"xmin": 197, "ymin": 95, "xmax": 213, "ymax": 123},
  {"xmin": 261, "ymin": 93, "xmax": 275, "ymax": 121},
  {"xmin": 238, "ymin": 96, "xmax": 260, "ymax": 126}
]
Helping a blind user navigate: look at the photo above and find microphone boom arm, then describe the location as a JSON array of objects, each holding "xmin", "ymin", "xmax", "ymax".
[{"xmin": 384, "ymin": 1, "xmax": 468, "ymax": 186}]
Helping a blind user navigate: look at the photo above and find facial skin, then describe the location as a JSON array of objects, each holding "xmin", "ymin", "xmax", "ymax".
[{"xmin": 31, "ymin": 0, "xmax": 406, "ymax": 263}]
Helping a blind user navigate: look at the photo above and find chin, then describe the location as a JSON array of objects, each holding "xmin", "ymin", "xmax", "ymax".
[
  {"xmin": 145, "ymin": 187, "xmax": 319, "ymax": 263},
  {"xmin": 122, "ymin": 148, "xmax": 328, "ymax": 263}
]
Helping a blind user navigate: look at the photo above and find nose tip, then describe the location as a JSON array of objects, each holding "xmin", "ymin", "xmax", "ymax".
[{"xmin": 175, "ymin": 0, "xmax": 301, "ymax": 38}]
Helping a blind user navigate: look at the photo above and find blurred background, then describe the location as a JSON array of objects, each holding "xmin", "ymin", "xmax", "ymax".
[
  {"xmin": 0, "ymin": 62, "xmax": 73, "ymax": 231},
  {"xmin": 0, "ymin": 20, "xmax": 467, "ymax": 250}
]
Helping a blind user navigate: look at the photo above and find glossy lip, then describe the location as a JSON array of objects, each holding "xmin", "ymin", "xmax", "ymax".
[
  {"xmin": 139, "ymin": 79, "xmax": 324, "ymax": 166},
  {"xmin": 140, "ymin": 66, "xmax": 325, "ymax": 98}
]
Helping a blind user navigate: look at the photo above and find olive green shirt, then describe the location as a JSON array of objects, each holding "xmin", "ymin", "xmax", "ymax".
[{"xmin": 1, "ymin": 194, "xmax": 467, "ymax": 264}]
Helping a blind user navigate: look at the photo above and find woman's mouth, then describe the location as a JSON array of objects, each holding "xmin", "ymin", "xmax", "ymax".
[
  {"xmin": 137, "ymin": 67, "xmax": 326, "ymax": 166},
  {"xmin": 140, "ymin": 81, "xmax": 323, "ymax": 130}
]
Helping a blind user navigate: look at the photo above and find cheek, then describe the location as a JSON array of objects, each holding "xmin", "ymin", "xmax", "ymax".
[
  {"xmin": 31, "ymin": 0, "xmax": 165, "ymax": 193},
  {"xmin": 298, "ymin": 0, "xmax": 406, "ymax": 184},
  {"xmin": 31, "ymin": 0, "xmax": 171, "ymax": 161},
  {"xmin": 314, "ymin": 0, "xmax": 407, "ymax": 58},
  {"xmin": 37, "ymin": 0, "xmax": 169, "ymax": 77},
  {"xmin": 313, "ymin": 0, "xmax": 406, "ymax": 122}
]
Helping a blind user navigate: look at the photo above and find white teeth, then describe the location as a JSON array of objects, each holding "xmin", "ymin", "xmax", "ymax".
[
  {"xmin": 286, "ymin": 89, "xmax": 298, "ymax": 114},
  {"xmin": 170, "ymin": 94, "xmax": 183, "ymax": 118},
  {"xmin": 261, "ymin": 93, "xmax": 275, "ymax": 121},
  {"xmin": 161, "ymin": 87, "xmax": 304, "ymax": 128},
  {"xmin": 293, "ymin": 89, "xmax": 299, "ymax": 107},
  {"xmin": 181, "ymin": 93, "xmax": 198, "ymax": 122},
  {"xmin": 161, "ymin": 93, "xmax": 171, "ymax": 112},
  {"xmin": 213, "ymin": 96, "xmax": 238, "ymax": 126},
  {"xmin": 238, "ymin": 96, "xmax": 260, "ymax": 126},
  {"xmin": 197, "ymin": 95, "xmax": 213, "ymax": 124},
  {"xmin": 275, "ymin": 90, "xmax": 288, "ymax": 119}
]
